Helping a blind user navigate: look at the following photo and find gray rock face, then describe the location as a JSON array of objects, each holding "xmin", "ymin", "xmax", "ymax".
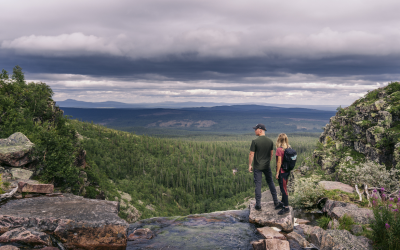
[
  {"xmin": 249, "ymin": 201, "xmax": 294, "ymax": 232},
  {"xmin": 322, "ymin": 200, "xmax": 374, "ymax": 224},
  {"xmin": 351, "ymin": 225, "xmax": 363, "ymax": 235},
  {"xmin": 0, "ymin": 194, "xmax": 128, "ymax": 249},
  {"xmin": 251, "ymin": 239, "xmax": 290, "ymax": 250},
  {"xmin": 327, "ymin": 219, "xmax": 339, "ymax": 230},
  {"xmin": 0, "ymin": 133, "xmax": 34, "ymax": 167},
  {"xmin": 311, "ymin": 229, "xmax": 372, "ymax": 250}
]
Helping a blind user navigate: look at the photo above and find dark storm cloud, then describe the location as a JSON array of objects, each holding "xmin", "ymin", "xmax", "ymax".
[{"xmin": 1, "ymin": 0, "xmax": 400, "ymax": 105}]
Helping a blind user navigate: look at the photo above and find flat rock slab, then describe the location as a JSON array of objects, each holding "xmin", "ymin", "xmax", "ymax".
[
  {"xmin": 249, "ymin": 201, "xmax": 294, "ymax": 232},
  {"xmin": 0, "ymin": 133, "xmax": 34, "ymax": 167},
  {"xmin": 17, "ymin": 182, "xmax": 53, "ymax": 194},
  {"xmin": 257, "ymin": 226, "xmax": 286, "ymax": 240},
  {"xmin": 322, "ymin": 199, "xmax": 374, "ymax": 224},
  {"xmin": 286, "ymin": 231, "xmax": 310, "ymax": 248},
  {"xmin": 252, "ymin": 239, "xmax": 290, "ymax": 250},
  {"xmin": 319, "ymin": 181, "xmax": 355, "ymax": 193},
  {"xmin": 0, "ymin": 194, "xmax": 128, "ymax": 250}
]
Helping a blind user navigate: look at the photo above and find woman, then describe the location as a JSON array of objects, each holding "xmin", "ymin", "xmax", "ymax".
[{"xmin": 275, "ymin": 133, "xmax": 290, "ymax": 215}]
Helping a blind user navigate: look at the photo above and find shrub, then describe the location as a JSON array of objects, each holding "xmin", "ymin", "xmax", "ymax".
[
  {"xmin": 339, "ymin": 214, "xmax": 355, "ymax": 231},
  {"xmin": 370, "ymin": 189, "xmax": 400, "ymax": 250},
  {"xmin": 290, "ymin": 176, "xmax": 325, "ymax": 208},
  {"xmin": 337, "ymin": 161, "xmax": 399, "ymax": 193},
  {"xmin": 317, "ymin": 216, "xmax": 331, "ymax": 229}
]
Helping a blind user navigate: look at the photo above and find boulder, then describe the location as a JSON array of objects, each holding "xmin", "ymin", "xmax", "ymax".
[
  {"xmin": 265, "ymin": 239, "xmax": 290, "ymax": 250},
  {"xmin": 249, "ymin": 201, "xmax": 294, "ymax": 232},
  {"xmin": 0, "ymin": 194, "xmax": 128, "ymax": 250},
  {"xmin": 295, "ymin": 218, "xmax": 310, "ymax": 224},
  {"xmin": 351, "ymin": 225, "xmax": 363, "ymax": 235},
  {"xmin": 251, "ymin": 239, "xmax": 265, "ymax": 250},
  {"xmin": 10, "ymin": 168, "xmax": 33, "ymax": 180},
  {"xmin": 251, "ymin": 239, "xmax": 290, "ymax": 250},
  {"xmin": 319, "ymin": 181, "xmax": 354, "ymax": 193},
  {"xmin": 322, "ymin": 200, "xmax": 374, "ymax": 224},
  {"xmin": 257, "ymin": 226, "xmax": 286, "ymax": 240},
  {"xmin": 127, "ymin": 228, "xmax": 154, "ymax": 241},
  {"xmin": 0, "ymin": 227, "xmax": 51, "ymax": 246},
  {"xmin": 17, "ymin": 182, "xmax": 53, "ymax": 194},
  {"xmin": 310, "ymin": 229, "xmax": 372, "ymax": 250},
  {"xmin": 327, "ymin": 219, "xmax": 339, "ymax": 230},
  {"xmin": 286, "ymin": 231, "xmax": 310, "ymax": 248},
  {"xmin": 0, "ymin": 133, "xmax": 34, "ymax": 167}
]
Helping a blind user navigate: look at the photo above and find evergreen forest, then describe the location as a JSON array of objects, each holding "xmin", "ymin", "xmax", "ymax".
[{"xmin": 71, "ymin": 120, "xmax": 318, "ymax": 219}]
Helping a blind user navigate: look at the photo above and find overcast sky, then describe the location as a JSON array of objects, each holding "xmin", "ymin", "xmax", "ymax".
[{"xmin": 1, "ymin": 0, "xmax": 400, "ymax": 106}]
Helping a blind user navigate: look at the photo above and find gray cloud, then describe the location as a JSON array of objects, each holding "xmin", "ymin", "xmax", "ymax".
[{"xmin": 1, "ymin": 0, "xmax": 400, "ymax": 105}]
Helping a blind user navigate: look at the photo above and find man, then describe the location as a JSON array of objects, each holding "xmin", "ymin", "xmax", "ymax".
[{"xmin": 249, "ymin": 124, "xmax": 279, "ymax": 210}]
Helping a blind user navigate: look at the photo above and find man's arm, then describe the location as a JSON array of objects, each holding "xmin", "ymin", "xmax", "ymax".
[
  {"xmin": 270, "ymin": 150, "xmax": 273, "ymax": 161},
  {"xmin": 249, "ymin": 151, "xmax": 255, "ymax": 172}
]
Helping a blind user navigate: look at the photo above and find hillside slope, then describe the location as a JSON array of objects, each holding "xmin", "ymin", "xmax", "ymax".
[{"xmin": 293, "ymin": 82, "xmax": 400, "ymax": 204}]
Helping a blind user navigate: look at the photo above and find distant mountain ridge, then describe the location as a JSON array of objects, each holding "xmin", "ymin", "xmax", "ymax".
[{"xmin": 57, "ymin": 99, "xmax": 343, "ymax": 111}]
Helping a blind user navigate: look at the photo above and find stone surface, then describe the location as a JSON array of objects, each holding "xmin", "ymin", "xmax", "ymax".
[
  {"xmin": 286, "ymin": 231, "xmax": 310, "ymax": 248},
  {"xmin": 257, "ymin": 226, "xmax": 286, "ymax": 240},
  {"xmin": 39, "ymin": 248, "xmax": 58, "ymax": 250},
  {"xmin": 0, "ymin": 194, "xmax": 128, "ymax": 250},
  {"xmin": 251, "ymin": 239, "xmax": 265, "ymax": 250},
  {"xmin": 310, "ymin": 228, "xmax": 372, "ymax": 250},
  {"xmin": 327, "ymin": 219, "xmax": 339, "ymax": 229},
  {"xmin": 17, "ymin": 182, "xmax": 54, "ymax": 194},
  {"xmin": 322, "ymin": 200, "xmax": 374, "ymax": 224},
  {"xmin": 351, "ymin": 224, "xmax": 363, "ymax": 235},
  {"xmin": 319, "ymin": 181, "xmax": 355, "ymax": 193},
  {"xmin": 0, "ymin": 133, "xmax": 34, "ymax": 167},
  {"xmin": 127, "ymin": 228, "xmax": 154, "ymax": 241},
  {"xmin": 10, "ymin": 168, "xmax": 33, "ymax": 180},
  {"xmin": 0, "ymin": 246, "xmax": 19, "ymax": 250},
  {"xmin": 0, "ymin": 227, "xmax": 51, "ymax": 246},
  {"xmin": 295, "ymin": 218, "xmax": 310, "ymax": 224},
  {"xmin": 249, "ymin": 201, "xmax": 294, "ymax": 232},
  {"xmin": 265, "ymin": 239, "xmax": 290, "ymax": 250}
]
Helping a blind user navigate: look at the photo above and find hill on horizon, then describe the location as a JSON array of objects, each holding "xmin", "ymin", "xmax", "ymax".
[
  {"xmin": 57, "ymin": 99, "xmax": 342, "ymax": 111},
  {"xmin": 61, "ymin": 104, "xmax": 336, "ymax": 135}
]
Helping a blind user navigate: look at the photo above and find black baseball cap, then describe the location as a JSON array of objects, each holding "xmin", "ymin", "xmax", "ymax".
[{"xmin": 253, "ymin": 123, "xmax": 267, "ymax": 131}]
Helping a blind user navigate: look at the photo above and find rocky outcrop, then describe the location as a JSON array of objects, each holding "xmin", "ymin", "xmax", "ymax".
[
  {"xmin": 297, "ymin": 224, "xmax": 372, "ymax": 250},
  {"xmin": 127, "ymin": 228, "xmax": 154, "ymax": 241},
  {"xmin": 0, "ymin": 133, "xmax": 34, "ymax": 167},
  {"xmin": 322, "ymin": 200, "xmax": 374, "ymax": 224},
  {"xmin": 249, "ymin": 201, "xmax": 294, "ymax": 232},
  {"xmin": 319, "ymin": 181, "xmax": 355, "ymax": 193},
  {"xmin": 0, "ymin": 194, "xmax": 128, "ymax": 249}
]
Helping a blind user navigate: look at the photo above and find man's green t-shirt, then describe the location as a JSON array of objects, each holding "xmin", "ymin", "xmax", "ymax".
[{"xmin": 250, "ymin": 136, "xmax": 274, "ymax": 170}]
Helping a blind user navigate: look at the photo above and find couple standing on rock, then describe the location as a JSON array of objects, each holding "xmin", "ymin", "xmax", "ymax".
[{"xmin": 249, "ymin": 124, "xmax": 291, "ymax": 215}]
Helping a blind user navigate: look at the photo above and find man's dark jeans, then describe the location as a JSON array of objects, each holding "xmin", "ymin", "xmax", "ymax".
[{"xmin": 253, "ymin": 167, "xmax": 278, "ymax": 206}]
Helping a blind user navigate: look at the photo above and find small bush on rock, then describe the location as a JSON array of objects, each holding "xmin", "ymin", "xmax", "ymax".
[{"xmin": 290, "ymin": 176, "xmax": 325, "ymax": 208}]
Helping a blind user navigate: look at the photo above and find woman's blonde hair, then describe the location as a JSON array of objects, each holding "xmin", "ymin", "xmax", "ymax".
[{"xmin": 276, "ymin": 133, "xmax": 290, "ymax": 149}]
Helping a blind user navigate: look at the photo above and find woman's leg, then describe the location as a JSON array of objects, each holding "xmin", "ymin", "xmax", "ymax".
[{"xmin": 279, "ymin": 172, "xmax": 290, "ymax": 207}]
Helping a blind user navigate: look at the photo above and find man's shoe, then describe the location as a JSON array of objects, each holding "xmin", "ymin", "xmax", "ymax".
[
  {"xmin": 255, "ymin": 205, "xmax": 262, "ymax": 211},
  {"xmin": 277, "ymin": 207, "xmax": 290, "ymax": 215},
  {"xmin": 275, "ymin": 202, "xmax": 284, "ymax": 210}
]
